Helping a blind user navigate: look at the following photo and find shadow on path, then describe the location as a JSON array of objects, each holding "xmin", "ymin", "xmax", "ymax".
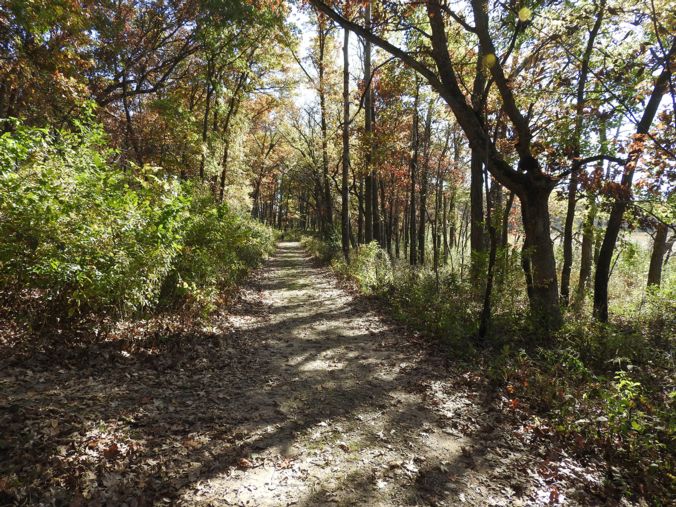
[{"xmin": 0, "ymin": 242, "xmax": 562, "ymax": 506}]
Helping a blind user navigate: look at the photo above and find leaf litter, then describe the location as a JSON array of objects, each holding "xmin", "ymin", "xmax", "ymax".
[{"xmin": 1, "ymin": 242, "xmax": 612, "ymax": 506}]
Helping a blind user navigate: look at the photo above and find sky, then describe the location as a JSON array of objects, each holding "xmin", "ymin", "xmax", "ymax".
[{"xmin": 287, "ymin": 4, "xmax": 365, "ymax": 109}]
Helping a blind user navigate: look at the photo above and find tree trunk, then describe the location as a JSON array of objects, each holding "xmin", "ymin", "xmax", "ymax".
[
  {"xmin": 560, "ymin": 170, "xmax": 578, "ymax": 304},
  {"xmin": 394, "ymin": 197, "xmax": 401, "ymax": 259},
  {"xmin": 403, "ymin": 200, "xmax": 409, "ymax": 260},
  {"xmin": 218, "ymin": 70, "xmax": 247, "ymax": 201},
  {"xmin": 358, "ymin": 176, "xmax": 365, "ymax": 243},
  {"xmin": 647, "ymin": 222, "xmax": 670, "ymax": 288},
  {"xmin": 594, "ymin": 53, "xmax": 673, "ymax": 321},
  {"xmin": 199, "ymin": 58, "xmax": 214, "ymax": 181},
  {"xmin": 470, "ymin": 151, "xmax": 485, "ymax": 279},
  {"xmin": 309, "ymin": 0, "xmax": 566, "ymax": 328},
  {"xmin": 122, "ymin": 71, "xmax": 143, "ymax": 167},
  {"xmin": 577, "ymin": 118, "xmax": 606, "ymax": 303},
  {"xmin": 318, "ymin": 16, "xmax": 333, "ymax": 236},
  {"xmin": 576, "ymin": 192, "xmax": 597, "ymax": 301},
  {"xmin": 520, "ymin": 190, "xmax": 562, "ymax": 329},
  {"xmin": 409, "ymin": 80, "xmax": 419, "ymax": 265},
  {"xmin": 479, "ymin": 174, "xmax": 498, "ymax": 338},
  {"xmin": 364, "ymin": 0, "xmax": 374, "ymax": 244},
  {"xmin": 384, "ymin": 177, "xmax": 393, "ymax": 256},
  {"xmin": 560, "ymin": 0, "xmax": 605, "ymax": 305},
  {"xmin": 496, "ymin": 190, "xmax": 514, "ymax": 286},
  {"xmin": 341, "ymin": 27, "xmax": 350, "ymax": 260},
  {"xmin": 418, "ymin": 100, "xmax": 433, "ymax": 264},
  {"xmin": 373, "ymin": 173, "xmax": 381, "ymax": 244},
  {"xmin": 442, "ymin": 193, "xmax": 449, "ymax": 264}
]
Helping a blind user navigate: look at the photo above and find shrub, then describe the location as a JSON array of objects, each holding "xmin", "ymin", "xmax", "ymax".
[
  {"xmin": 165, "ymin": 188, "xmax": 276, "ymax": 312},
  {"xmin": 0, "ymin": 118, "xmax": 275, "ymax": 325},
  {"xmin": 300, "ymin": 232, "xmax": 338, "ymax": 262},
  {"xmin": 333, "ymin": 241, "xmax": 392, "ymax": 295},
  {"xmin": 0, "ymin": 120, "xmax": 189, "ymax": 317}
]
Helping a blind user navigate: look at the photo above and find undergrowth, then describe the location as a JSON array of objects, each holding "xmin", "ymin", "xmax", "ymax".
[
  {"xmin": 0, "ymin": 118, "xmax": 275, "ymax": 340},
  {"xmin": 300, "ymin": 234, "xmax": 675, "ymax": 504}
]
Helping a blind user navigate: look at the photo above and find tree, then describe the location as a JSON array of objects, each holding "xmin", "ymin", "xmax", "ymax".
[
  {"xmin": 310, "ymin": 0, "xmax": 564, "ymax": 328},
  {"xmin": 593, "ymin": 42, "xmax": 674, "ymax": 321},
  {"xmin": 341, "ymin": 26, "xmax": 351, "ymax": 260},
  {"xmin": 560, "ymin": 0, "xmax": 606, "ymax": 306}
]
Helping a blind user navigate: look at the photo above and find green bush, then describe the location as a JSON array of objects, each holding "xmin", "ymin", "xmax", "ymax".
[
  {"xmin": 0, "ymin": 120, "xmax": 189, "ymax": 316},
  {"xmin": 0, "ymin": 118, "xmax": 275, "ymax": 323},
  {"xmin": 300, "ymin": 232, "xmax": 338, "ymax": 262},
  {"xmin": 333, "ymin": 241, "xmax": 392, "ymax": 294},
  {"xmin": 165, "ymin": 188, "xmax": 276, "ymax": 312}
]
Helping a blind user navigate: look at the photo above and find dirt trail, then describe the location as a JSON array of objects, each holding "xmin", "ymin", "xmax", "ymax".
[
  {"xmin": 1, "ymin": 242, "xmax": 603, "ymax": 506},
  {"xmin": 176, "ymin": 242, "xmax": 547, "ymax": 506}
]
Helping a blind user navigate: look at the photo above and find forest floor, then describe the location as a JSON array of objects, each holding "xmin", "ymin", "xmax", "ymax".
[{"xmin": 1, "ymin": 242, "xmax": 616, "ymax": 506}]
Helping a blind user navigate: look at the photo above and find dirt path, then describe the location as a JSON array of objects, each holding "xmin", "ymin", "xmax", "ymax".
[
  {"xmin": 178, "ymin": 241, "xmax": 470, "ymax": 506},
  {"xmin": 1, "ymin": 242, "xmax": 605, "ymax": 506}
]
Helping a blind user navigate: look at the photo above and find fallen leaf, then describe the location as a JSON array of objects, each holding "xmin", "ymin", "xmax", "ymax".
[
  {"xmin": 237, "ymin": 457, "xmax": 254, "ymax": 469},
  {"xmin": 103, "ymin": 443, "xmax": 120, "ymax": 460}
]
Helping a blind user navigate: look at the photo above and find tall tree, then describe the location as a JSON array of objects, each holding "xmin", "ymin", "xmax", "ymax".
[
  {"xmin": 310, "ymin": 0, "xmax": 565, "ymax": 328},
  {"xmin": 560, "ymin": 0, "xmax": 606, "ymax": 306},
  {"xmin": 593, "ymin": 43, "xmax": 674, "ymax": 321},
  {"xmin": 341, "ymin": 26, "xmax": 351, "ymax": 260}
]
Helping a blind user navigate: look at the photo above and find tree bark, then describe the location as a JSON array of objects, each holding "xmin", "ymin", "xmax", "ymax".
[
  {"xmin": 418, "ymin": 100, "xmax": 433, "ymax": 264},
  {"xmin": 409, "ymin": 80, "xmax": 420, "ymax": 265},
  {"xmin": 577, "ymin": 118, "xmax": 606, "ymax": 303},
  {"xmin": 358, "ymin": 176, "xmax": 365, "ymax": 243},
  {"xmin": 479, "ymin": 174, "xmax": 498, "ymax": 338},
  {"xmin": 647, "ymin": 222, "xmax": 670, "ymax": 288},
  {"xmin": 364, "ymin": 0, "xmax": 374, "ymax": 244},
  {"xmin": 341, "ymin": 27, "xmax": 351, "ymax": 260},
  {"xmin": 594, "ymin": 48, "xmax": 673, "ymax": 321},
  {"xmin": 560, "ymin": 0, "xmax": 605, "ymax": 305},
  {"xmin": 199, "ymin": 57, "xmax": 214, "ymax": 181},
  {"xmin": 521, "ymin": 188, "xmax": 561, "ymax": 328},
  {"xmin": 317, "ymin": 15, "xmax": 333, "ymax": 236}
]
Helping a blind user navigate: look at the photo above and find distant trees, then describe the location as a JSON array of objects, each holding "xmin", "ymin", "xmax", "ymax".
[
  {"xmin": 0, "ymin": 0, "xmax": 288, "ymax": 186},
  {"xmin": 2, "ymin": 0, "xmax": 673, "ymax": 330},
  {"xmin": 305, "ymin": 0, "xmax": 674, "ymax": 329}
]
